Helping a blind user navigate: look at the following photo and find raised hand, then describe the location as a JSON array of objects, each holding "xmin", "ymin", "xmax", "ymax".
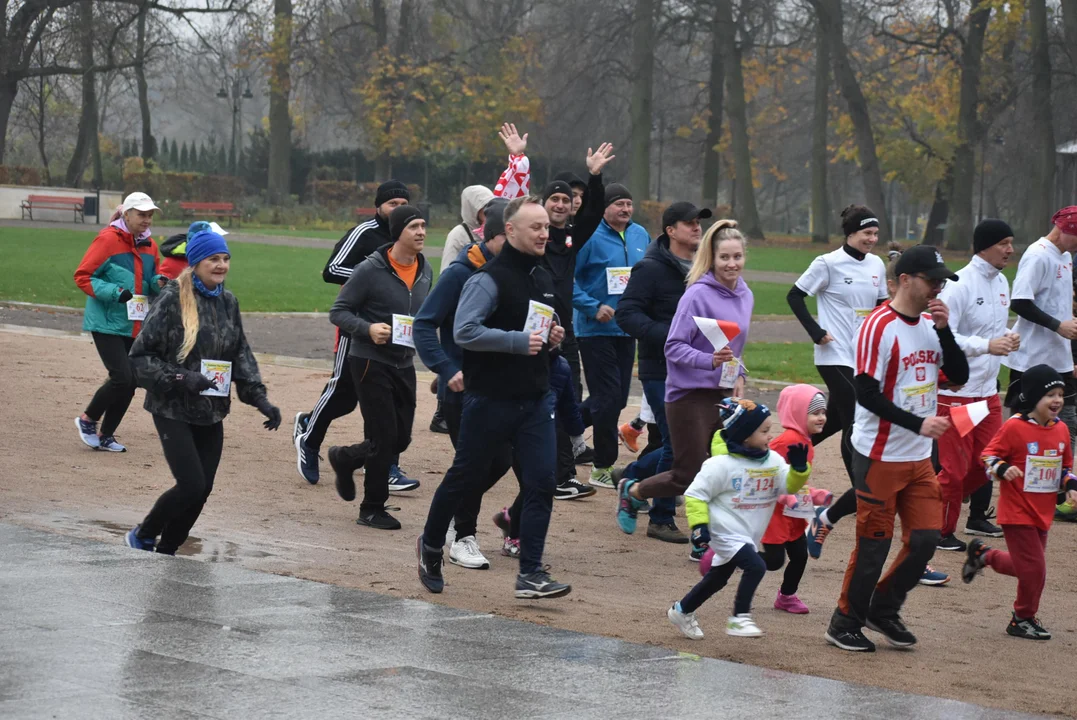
[
  {"xmin": 586, "ymin": 143, "xmax": 616, "ymax": 175},
  {"xmin": 499, "ymin": 122, "xmax": 528, "ymax": 156}
]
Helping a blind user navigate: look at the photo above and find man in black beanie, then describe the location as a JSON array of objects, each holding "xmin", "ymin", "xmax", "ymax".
[
  {"xmin": 553, "ymin": 171, "xmax": 587, "ymax": 217},
  {"xmin": 294, "ymin": 179, "xmax": 420, "ymax": 491},
  {"xmin": 934, "ymin": 219, "xmax": 1020, "ymax": 552}
]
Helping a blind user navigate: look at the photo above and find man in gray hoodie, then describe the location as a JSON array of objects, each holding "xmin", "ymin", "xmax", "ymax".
[{"xmin": 328, "ymin": 205, "xmax": 433, "ymax": 530}]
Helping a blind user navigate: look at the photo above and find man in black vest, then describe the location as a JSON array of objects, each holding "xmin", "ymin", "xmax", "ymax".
[{"xmin": 417, "ymin": 196, "xmax": 572, "ymax": 600}]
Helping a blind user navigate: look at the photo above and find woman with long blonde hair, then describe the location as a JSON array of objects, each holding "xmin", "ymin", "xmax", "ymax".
[
  {"xmin": 124, "ymin": 230, "xmax": 281, "ymax": 555},
  {"xmin": 619, "ymin": 219, "xmax": 755, "ymax": 561}
]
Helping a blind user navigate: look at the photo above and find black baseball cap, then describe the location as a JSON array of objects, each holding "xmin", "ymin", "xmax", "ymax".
[
  {"xmin": 893, "ymin": 244, "xmax": 958, "ymax": 281},
  {"xmin": 662, "ymin": 202, "xmax": 713, "ymax": 231}
]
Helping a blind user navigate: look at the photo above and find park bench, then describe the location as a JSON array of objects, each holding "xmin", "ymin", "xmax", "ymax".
[
  {"xmin": 21, "ymin": 195, "xmax": 85, "ymax": 223},
  {"xmin": 355, "ymin": 207, "xmax": 377, "ymax": 220},
  {"xmin": 179, "ymin": 201, "xmax": 242, "ymax": 227}
]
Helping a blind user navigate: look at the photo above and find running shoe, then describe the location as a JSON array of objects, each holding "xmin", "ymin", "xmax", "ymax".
[
  {"xmin": 689, "ymin": 545, "xmax": 706, "ymax": 562},
  {"xmin": 387, "ymin": 465, "xmax": 420, "ymax": 493},
  {"xmin": 806, "ymin": 508, "xmax": 830, "ymax": 559},
  {"xmin": 501, "ymin": 537, "xmax": 521, "ymax": 558},
  {"xmin": 417, "ymin": 536, "xmax": 444, "ymax": 593},
  {"xmin": 919, "ymin": 565, "xmax": 951, "ymax": 586},
  {"xmin": 292, "ymin": 411, "xmax": 309, "ymax": 444},
  {"xmin": 726, "ymin": 614, "xmax": 763, "ymax": 637},
  {"xmin": 429, "ymin": 412, "xmax": 449, "ymax": 435},
  {"xmin": 515, "ymin": 571, "xmax": 571, "ymax": 599},
  {"xmin": 962, "ymin": 539, "xmax": 989, "ymax": 584},
  {"xmin": 825, "ymin": 627, "xmax": 876, "ymax": 652},
  {"xmin": 123, "ymin": 525, "xmax": 155, "ymax": 552},
  {"xmin": 1007, "ymin": 613, "xmax": 1051, "ymax": 640},
  {"xmin": 96, "ymin": 436, "xmax": 126, "ymax": 453},
  {"xmin": 936, "ymin": 533, "xmax": 967, "ymax": 552},
  {"xmin": 589, "ymin": 466, "xmax": 616, "ymax": 490},
  {"xmin": 964, "ymin": 516, "xmax": 1003, "ymax": 537},
  {"xmin": 618, "ymin": 422, "xmax": 642, "ymax": 453},
  {"xmin": 75, "ymin": 417, "xmax": 100, "ymax": 449},
  {"xmin": 492, "ymin": 506, "xmax": 512, "ymax": 536},
  {"xmin": 554, "ymin": 478, "xmax": 596, "ymax": 500},
  {"xmin": 667, "ymin": 603, "xmax": 704, "ymax": 640},
  {"xmin": 866, "ymin": 615, "xmax": 917, "ymax": 647},
  {"xmin": 356, "ymin": 508, "xmax": 401, "ymax": 530},
  {"xmin": 295, "ymin": 436, "xmax": 320, "ymax": 485},
  {"xmin": 449, "ymin": 535, "xmax": 490, "ymax": 569},
  {"xmin": 774, "ymin": 591, "xmax": 810, "ymax": 614},
  {"xmin": 327, "ymin": 446, "xmax": 355, "ymax": 502},
  {"xmin": 574, "ymin": 445, "xmax": 595, "ymax": 466},
  {"xmin": 1055, "ymin": 500, "xmax": 1077, "ymax": 522},
  {"xmin": 646, "ymin": 521, "xmax": 689, "ymax": 544},
  {"xmin": 616, "ymin": 478, "xmax": 644, "ymax": 534}
]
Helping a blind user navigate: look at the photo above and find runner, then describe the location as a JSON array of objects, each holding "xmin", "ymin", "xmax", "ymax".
[
  {"xmin": 787, "ymin": 205, "xmax": 887, "ymax": 555},
  {"xmin": 327, "ymin": 205, "xmax": 433, "ymax": 530},
  {"xmin": 573, "ymin": 182, "xmax": 650, "ymax": 488},
  {"xmin": 293, "ymin": 180, "xmax": 417, "ymax": 491},
  {"xmin": 825, "ymin": 245, "xmax": 968, "ymax": 652},
  {"xmin": 933, "ymin": 219, "xmax": 1018, "ymax": 552},
  {"xmin": 553, "ymin": 171, "xmax": 587, "ymax": 218},
  {"xmin": 417, "ymin": 196, "xmax": 571, "ymax": 599},
  {"xmin": 73, "ymin": 192, "xmax": 167, "ymax": 453},
  {"xmin": 619, "ymin": 220, "xmax": 752, "ymax": 559},
  {"xmin": 123, "ymin": 229, "xmax": 281, "ymax": 554}
]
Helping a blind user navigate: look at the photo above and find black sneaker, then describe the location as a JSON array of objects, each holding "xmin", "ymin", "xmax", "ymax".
[
  {"xmin": 825, "ymin": 627, "xmax": 876, "ymax": 652},
  {"xmin": 429, "ymin": 412, "xmax": 449, "ymax": 435},
  {"xmin": 1007, "ymin": 613, "xmax": 1051, "ymax": 640},
  {"xmin": 328, "ymin": 447, "xmax": 355, "ymax": 502},
  {"xmin": 647, "ymin": 521, "xmax": 690, "ymax": 544},
  {"xmin": 865, "ymin": 615, "xmax": 917, "ymax": 648},
  {"xmin": 689, "ymin": 545, "xmax": 706, "ymax": 562},
  {"xmin": 962, "ymin": 538, "xmax": 990, "ymax": 584},
  {"xmin": 937, "ymin": 533, "xmax": 967, "ymax": 552},
  {"xmin": 574, "ymin": 445, "xmax": 595, "ymax": 466},
  {"xmin": 357, "ymin": 508, "xmax": 401, "ymax": 530},
  {"xmin": 515, "ymin": 571, "xmax": 572, "ymax": 599},
  {"xmin": 554, "ymin": 478, "xmax": 597, "ymax": 500},
  {"xmin": 295, "ymin": 436, "xmax": 320, "ymax": 485},
  {"xmin": 417, "ymin": 536, "xmax": 444, "ymax": 593},
  {"xmin": 964, "ymin": 516, "xmax": 1003, "ymax": 537}
]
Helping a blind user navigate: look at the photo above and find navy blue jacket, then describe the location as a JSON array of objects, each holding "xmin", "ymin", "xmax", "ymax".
[{"xmin": 550, "ymin": 353, "xmax": 585, "ymax": 436}]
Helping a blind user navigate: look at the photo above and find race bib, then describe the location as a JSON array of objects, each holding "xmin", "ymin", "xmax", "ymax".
[
  {"xmin": 734, "ymin": 467, "xmax": 779, "ymax": 509},
  {"xmin": 901, "ymin": 381, "xmax": 936, "ymax": 418},
  {"xmin": 719, "ymin": 358, "xmax": 743, "ymax": 389},
  {"xmin": 606, "ymin": 267, "xmax": 632, "ymax": 295},
  {"xmin": 199, "ymin": 359, "xmax": 232, "ymax": 397},
  {"xmin": 126, "ymin": 294, "xmax": 148, "ymax": 321},
  {"xmin": 523, "ymin": 300, "xmax": 555, "ymax": 343},
  {"xmin": 1024, "ymin": 455, "xmax": 1062, "ymax": 493},
  {"xmin": 783, "ymin": 488, "xmax": 816, "ymax": 519},
  {"xmin": 854, "ymin": 308, "xmax": 873, "ymax": 329},
  {"xmin": 392, "ymin": 314, "xmax": 415, "ymax": 348}
]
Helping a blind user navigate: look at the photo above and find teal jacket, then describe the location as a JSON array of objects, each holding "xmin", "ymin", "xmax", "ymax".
[
  {"xmin": 572, "ymin": 219, "xmax": 650, "ymax": 337},
  {"xmin": 74, "ymin": 224, "xmax": 165, "ymax": 337}
]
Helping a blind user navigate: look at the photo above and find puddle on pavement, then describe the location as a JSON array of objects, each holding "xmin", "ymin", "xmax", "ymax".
[{"xmin": 77, "ymin": 518, "xmax": 274, "ymax": 562}]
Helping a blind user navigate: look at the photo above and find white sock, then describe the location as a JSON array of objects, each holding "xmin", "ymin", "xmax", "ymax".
[{"xmin": 819, "ymin": 508, "xmax": 834, "ymax": 529}]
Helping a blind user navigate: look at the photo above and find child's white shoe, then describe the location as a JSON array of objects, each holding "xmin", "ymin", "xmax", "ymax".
[
  {"xmin": 668, "ymin": 603, "xmax": 704, "ymax": 640},
  {"xmin": 726, "ymin": 613, "xmax": 763, "ymax": 637}
]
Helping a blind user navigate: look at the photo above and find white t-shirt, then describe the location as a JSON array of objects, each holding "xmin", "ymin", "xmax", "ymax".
[
  {"xmin": 851, "ymin": 304, "xmax": 941, "ymax": 462},
  {"xmin": 1004, "ymin": 237, "xmax": 1073, "ymax": 374},
  {"xmin": 684, "ymin": 450, "xmax": 795, "ymax": 566},
  {"xmin": 795, "ymin": 248, "xmax": 888, "ymax": 368},
  {"xmin": 937, "ymin": 255, "xmax": 1010, "ymax": 398}
]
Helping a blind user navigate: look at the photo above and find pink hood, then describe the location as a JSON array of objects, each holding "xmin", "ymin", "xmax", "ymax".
[{"xmin": 776, "ymin": 384, "xmax": 825, "ymax": 439}]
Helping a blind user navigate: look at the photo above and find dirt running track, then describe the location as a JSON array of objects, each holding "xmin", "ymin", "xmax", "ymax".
[{"xmin": 2, "ymin": 331, "xmax": 1073, "ymax": 717}]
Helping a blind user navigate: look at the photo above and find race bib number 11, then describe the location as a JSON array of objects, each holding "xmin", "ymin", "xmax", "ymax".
[{"xmin": 392, "ymin": 314, "xmax": 415, "ymax": 348}]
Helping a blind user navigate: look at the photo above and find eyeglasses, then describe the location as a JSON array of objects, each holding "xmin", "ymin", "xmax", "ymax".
[{"xmin": 913, "ymin": 274, "xmax": 947, "ymax": 290}]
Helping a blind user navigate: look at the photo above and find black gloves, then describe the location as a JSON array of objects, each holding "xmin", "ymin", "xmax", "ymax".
[
  {"xmin": 256, "ymin": 398, "xmax": 281, "ymax": 431},
  {"xmin": 177, "ymin": 371, "xmax": 217, "ymax": 394},
  {"xmin": 786, "ymin": 443, "xmax": 810, "ymax": 472},
  {"xmin": 117, "ymin": 289, "xmax": 134, "ymax": 304},
  {"xmin": 690, "ymin": 524, "xmax": 711, "ymax": 548}
]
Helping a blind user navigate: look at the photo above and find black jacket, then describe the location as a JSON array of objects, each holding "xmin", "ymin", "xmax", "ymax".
[
  {"xmin": 322, "ymin": 214, "xmax": 392, "ymax": 284},
  {"xmin": 541, "ymin": 172, "xmax": 605, "ymax": 333},
  {"xmin": 616, "ymin": 234, "xmax": 689, "ymax": 381}
]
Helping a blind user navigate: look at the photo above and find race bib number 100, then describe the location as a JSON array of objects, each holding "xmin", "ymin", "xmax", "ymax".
[{"xmin": 1024, "ymin": 455, "xmax": 1062, "ymax": 493}]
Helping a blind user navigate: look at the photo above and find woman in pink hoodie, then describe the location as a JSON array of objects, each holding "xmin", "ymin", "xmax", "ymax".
[{"xmin": 762, "ymin": 384, "xmax": 832, "ymax": 614}]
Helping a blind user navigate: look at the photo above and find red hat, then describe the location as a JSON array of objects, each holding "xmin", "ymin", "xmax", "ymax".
[{"xmin": 1052, "ymin": 206, "xmax": 1077, "ymax": 235}]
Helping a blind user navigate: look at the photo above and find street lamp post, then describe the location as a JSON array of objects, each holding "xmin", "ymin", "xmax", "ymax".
[{"xmin": 217, "ymin": 74, "xmax": 253, "ymax": 176}]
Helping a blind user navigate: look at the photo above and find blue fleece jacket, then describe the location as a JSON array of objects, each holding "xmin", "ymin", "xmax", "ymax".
[{"xmin": 572, "ymin": 219, "xmax": 650, "ymax": 337}]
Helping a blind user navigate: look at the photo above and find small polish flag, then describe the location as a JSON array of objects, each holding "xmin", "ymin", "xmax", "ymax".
[
  {"xmin": 693, "ymin": 317, "xmax": 741, "ymax": 351},
  {"xmin": 950, "ymin": 400, "xmax": 990, "ymax": 437}
]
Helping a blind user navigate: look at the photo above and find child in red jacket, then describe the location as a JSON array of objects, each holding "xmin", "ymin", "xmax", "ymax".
[
  {"xmin": 965, "ymin": 364, "xmax": 1077, "ymax": 640},
  {"xmin": 762, "ymin": 384, "xmax": 831, "ymax": 614}
]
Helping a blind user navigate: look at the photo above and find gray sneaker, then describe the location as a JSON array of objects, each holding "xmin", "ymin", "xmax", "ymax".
[{"xmin": 515, "ymin": 571, "xmax": 571, "ymax": 599}]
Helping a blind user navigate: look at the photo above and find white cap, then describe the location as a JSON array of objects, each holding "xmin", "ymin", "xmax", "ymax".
[
  {"xmin": 122, "ymin": 192, "xmax": 160, "ymax": 212},
  {"xmin": 208, "ymin": 221, "xmax": 229, "ymax": 236}
]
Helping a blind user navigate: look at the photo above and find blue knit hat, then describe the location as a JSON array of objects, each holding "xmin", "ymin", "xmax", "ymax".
[
  {"xmin": 186, "ymin": 230, "xmax": 230, "ymax": 267},
  {"xmin": 187, "ymin": 221, "xmax": 211, "ymax": 238},
  {"xmin": 718, "ymin": 398, "xmax": 772, "ymax": 445}
]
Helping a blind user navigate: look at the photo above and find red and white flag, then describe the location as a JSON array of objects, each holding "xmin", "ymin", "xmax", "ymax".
[
  {"xmin": 693, "ymin": 317, "xmax": 741, "ymax": 351},
  {"xmin": 950, "ymin": 400, "xmax": 990, "ymax": 437}
]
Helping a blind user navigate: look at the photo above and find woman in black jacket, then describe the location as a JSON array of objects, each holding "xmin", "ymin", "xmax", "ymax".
[{"xmin": 124, "ymin": 230, "xmax": 281, "ymax": 555}]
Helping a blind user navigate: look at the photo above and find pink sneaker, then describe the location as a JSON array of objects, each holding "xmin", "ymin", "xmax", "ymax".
[{"xmin": 774, "ymin": 591, "xmax": 810, "ymax": 614}]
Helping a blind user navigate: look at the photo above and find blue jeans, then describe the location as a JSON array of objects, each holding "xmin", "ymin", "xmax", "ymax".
[
  {"xmin": 422, "ymin": 391, "xmax": 557, "ymax": 574},
  {"xmin": 622, "ymin": 379, "xmax": 676, "ymax": 524}
]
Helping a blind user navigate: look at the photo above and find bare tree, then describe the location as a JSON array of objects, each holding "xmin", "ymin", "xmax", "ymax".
[
  {"xmin": 1028, "ymin": 0, "xmax": 1055, "ymax": 228},
  {"xmin": 629, "ymin": 0, "xmax": 657, "ymax": 198},
  {"xmin": 267, "ymin": 0, "xmax": 292, "ymax": 202},
  {"xmin": 719, "ymin": 0, "xmax": 763, "ymax": 238},
  {"xmin": 701, "ymin": 5, "xmax": 725, "ymax": 207},
  {"xmin": 810, "ymin": 11, "xmax": 828, "ymax": 242}
]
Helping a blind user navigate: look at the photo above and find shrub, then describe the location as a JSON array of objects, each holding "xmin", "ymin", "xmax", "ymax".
[{"xmin": 0, "ymin": 165, "xmax": 43, "ymax": 186}]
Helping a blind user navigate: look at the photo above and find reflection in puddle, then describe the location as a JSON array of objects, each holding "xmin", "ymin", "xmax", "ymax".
[{"xmin": 82, "ymin": 518, "xmax": 273, "ymax": 562}]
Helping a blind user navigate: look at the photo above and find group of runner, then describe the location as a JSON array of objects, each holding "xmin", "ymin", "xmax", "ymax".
[{"xmin": 69, "ymin": 122, "xmax": 1077, "ymax": 647}]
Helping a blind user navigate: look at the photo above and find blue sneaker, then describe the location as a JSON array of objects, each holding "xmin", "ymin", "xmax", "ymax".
[
  {"xmin": 124, "ymin": 526, "xmax": 155, "ymax": 552},
  {"xmin": 388, "ymin": 465, "xmax": 420, "ymax": 493},
  {"xmin": 75, "ymin": 417, "xmax": 99, "ymax": 448},
  {"xmin": 96, "ymin": 436, "xmax": 126, "ymax": 453},
  {"xmin": 919, "ymin": 565, "xmax": 950, "ymax": 586},
  {"xmin": 295, "ymin": 436, "xmax": 320, "ymax": 484},
  {"xmin": 806, "ymin": 507, "xmax": 830, "ymax": 559},
  {"xmin": 616, "ymin": 478, "xmax": 647, "ymax": 534},
  {"xmin": 292, "ymin": 411, "xmax": 310, "ymax": 444}
]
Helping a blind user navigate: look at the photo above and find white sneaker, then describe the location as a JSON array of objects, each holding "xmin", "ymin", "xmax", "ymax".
[
  {"xmin": 449, "ymin": 535, "xmax": 490, "ymax": 569},
  {"xmin": 667, "ymin": 604, "xmax": 704, "ymax": 640},
  {"xmin": 726, "ymin": 613, "xmax": 763, "ymax": 637}
]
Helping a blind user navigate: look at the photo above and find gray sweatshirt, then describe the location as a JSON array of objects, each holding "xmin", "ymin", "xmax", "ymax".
[
  {"xmin": 453, "ymin": 272, "xmax": 533, "ymax": 355},
  {"xmin": 329, "ymin": 245, "xmax": 433, "ymax": 369}
]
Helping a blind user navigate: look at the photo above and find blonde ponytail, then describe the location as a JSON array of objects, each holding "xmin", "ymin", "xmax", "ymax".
[
  {"xmin": 176, "ymin": 267, "xmax": 200, "ymax": 363},
  {"xmin": 686, "ymin": 219, "xmax": 745, "ymax": 286}
]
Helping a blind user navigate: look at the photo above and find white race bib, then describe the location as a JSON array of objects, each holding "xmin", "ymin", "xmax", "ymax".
[
  {"xmin": 901, "ymin": 381, "xmax": 936, "ymax": 418},
  {"xmin": 1024, "ymin": 455, "xmax": 1062, "ymax": 493},
  {"xmin": 783, "ymin": 488, "xmax": 816, "ymax": 519},
  {"xmin": 719, "ymin": 358, "xmax": 743, "ymax": 389},
  {"xmin": 854, "ymin": 308, "xmax": 873, "ymax": 330},
  {"xmin": 606, "ymin": 267, "xmax": 632, "ymax": 295},
  {"xmin": 733, "ymin": 468, "xmax": 779, "ymax": 510},
  {"xmin": 392, "ymin": 314, "xmax": 415, "ymax": 348},
  {"xmin": 126, "ymin": 294, "xmax": 149, "ymax": 321},
  {"xmin": 523, "ymin": 300, "xmax": 555, "ymax": 343},
  {"xmin": 199, "ymin": 359, "xmax": 232, "ymax": 397}
]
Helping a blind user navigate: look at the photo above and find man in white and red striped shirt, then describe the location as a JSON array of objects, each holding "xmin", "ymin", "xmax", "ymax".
[{"xmin": 826, "ymin": 245, "xmax": 969, "ymax": 653}]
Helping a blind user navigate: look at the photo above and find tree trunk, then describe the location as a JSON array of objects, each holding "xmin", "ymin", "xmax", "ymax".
[
  {"xmin": 701, "ymin": 9, "xmax": 725, "ymax": 208},
  {"xmin": 373, "ymin": 0, "xmax": 391, "ymax": 182},
  {"xmin": 65, "ymin": 0, "xmax": 98, "ymax": 188},
  {"xmin": 267, "ymin": 0, "xmax": 293, "ymax": 203},
  {"xmin": 718, "ymin": 0, "xmax": 763, "ymax": 239},
  {"xmin": 811, "ymin": 16, "xmax": 830, "ymax": 243},
  {"xmin": 136, "ymin": 3, "xmax": 155, "ymax": 160},
  {"xmin": 628, "ymin": 0, "xmax": 656, "ymax": 199},
  {"xmin": 922, "ymin": 165, "xmax": 953, "ymax": 246},
  {"xmin": 944, "ymin": 0, "xmax": 990, "ymax": 252},
  {"xmin": 812, "ymin": 0, "xmax": 890, "ymax": 242},
  {"xmin": 1061, "ymin": 0, "xmax": 1077, "ymax": 66},
  {"xmin": 1029, "ymin": 0, "xmax": 1056, "ymax": 230}
]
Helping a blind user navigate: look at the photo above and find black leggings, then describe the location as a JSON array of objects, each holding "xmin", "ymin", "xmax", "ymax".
[
  {"xmin": 761, "ymin": 536, "xmax": 809, "ymax": 596},
  {"xmin": 814, "ymin": 365, "xmax": 858, "ymax": 525},
  {"xmin": 679, "ymin": 544, "xmax": 767, "ymax": 616},
  {"xmin": 85, "ymin": 332, "xmax": 136, "ymax": 437},
  {"xmin": 137, "ymin": 415, "xmax": 224, "ymax": 555}
]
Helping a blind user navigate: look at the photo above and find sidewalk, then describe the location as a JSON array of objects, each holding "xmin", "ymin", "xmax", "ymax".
[{"xmin": 0, "ymin": 522, "xmax": 1035, "ymax": 720}]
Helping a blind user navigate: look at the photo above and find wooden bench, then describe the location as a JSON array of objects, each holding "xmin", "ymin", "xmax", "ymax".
[
  {"xmin": 179, "ymin": 201, "xmax": 242, "ymax": 227},
  {"xmin": 355, "ymin": 207, "xmax": 377, "ymax": 219},
  {"xmin": 21, "ymin": 195, "xmax": 85, "ymax": 223}
]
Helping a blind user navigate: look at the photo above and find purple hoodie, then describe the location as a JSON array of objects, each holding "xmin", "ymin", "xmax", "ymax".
[{"xmin": 663, "ymin": 272, "xmax": 754, "ymax": 402}]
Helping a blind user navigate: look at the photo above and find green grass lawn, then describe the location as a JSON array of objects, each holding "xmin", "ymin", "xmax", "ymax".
[
  {"xmin": 749, "ymin": 281, "xmax": 815, "ymax": 316},
  {"xmin": 743, "ymin": 341, "xmax": 821, "ymax": 385}
]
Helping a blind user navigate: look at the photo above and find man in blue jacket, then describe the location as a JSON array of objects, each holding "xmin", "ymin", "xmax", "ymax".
[{"xmin": 572, "ymin": 183, "xmax": 650, "ymax": 489}]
